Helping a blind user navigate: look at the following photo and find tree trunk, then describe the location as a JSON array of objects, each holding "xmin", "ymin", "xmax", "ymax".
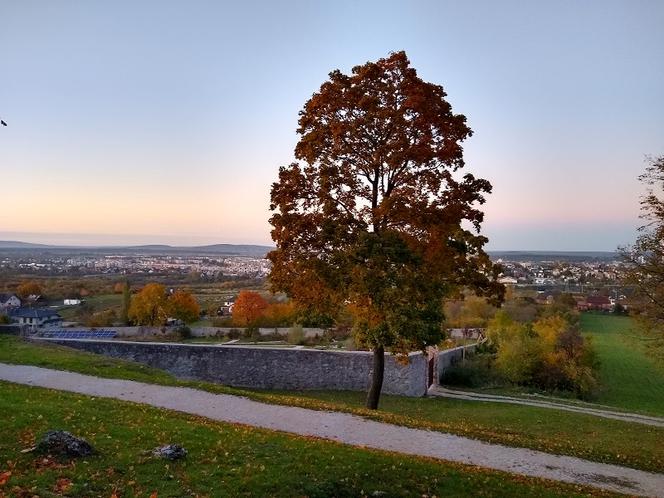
[{"xmin": 366, "ymin": 345, "xmax": 385, "ymax": 410}]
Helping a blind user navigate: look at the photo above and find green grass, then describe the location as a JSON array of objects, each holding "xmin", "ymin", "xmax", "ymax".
[
  {"xmin": 580, "ymin": 313, "xmax": 664, "ymax": 416},
  {"xmin": 56, "ymin": 294, "xmax": 123, "ymax": 321},
  {"xmin": 0, "ymin": 381, "xmax": 615, "ymax": 498},
  {"xmin": 440, "ymin": 314, "xmax": 664, "ymax": 416},
  {"xmin": 1, "ymin": 334, "xmax": 663, "ymax": 473}
]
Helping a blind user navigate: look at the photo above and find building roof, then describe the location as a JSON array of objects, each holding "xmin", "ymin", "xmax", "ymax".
[
  {"xmin": 586, "ymin": 295, "xmax": 611, "ymax": 305},
  {"xmin": 9, "ymin": 307, "xmax": 61, "ymax": 319},
  {"xmin": 0, "ymin": 293, "xmax": 20, "ymax": 303}
]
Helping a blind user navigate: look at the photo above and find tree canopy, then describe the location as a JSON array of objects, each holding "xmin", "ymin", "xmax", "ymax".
[
  {"xmin": 128, "ymin": 284, "xmax": 200, "ymax": 326},
  {"xmin": 268, "ymin": 51, "xmax": 503, "ymax": 408},
  {"xmin": 621, "ymin": 155, "xmax": 664, "ymax": 330},
  {"xmin": 232, "ymin": 290, "xmax": 269, "ymax": 327}
]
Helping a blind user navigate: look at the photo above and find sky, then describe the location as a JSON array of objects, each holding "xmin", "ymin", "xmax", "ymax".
[{"xmin": 1, "ymin": 0, "xmax": 663, "ymax": 250}]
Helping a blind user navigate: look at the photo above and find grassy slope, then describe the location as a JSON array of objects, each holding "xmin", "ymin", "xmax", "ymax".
[
  {"xmin": 580, "ymin": 313, "xmax": 664, "ymax": 415},
  {"xmin": 0, "ymin": 382, "xmax": 614, "ymax": 498},
  {"xmin": 1, "ymin": 335, "xmax": 663, "ymax": 473}
]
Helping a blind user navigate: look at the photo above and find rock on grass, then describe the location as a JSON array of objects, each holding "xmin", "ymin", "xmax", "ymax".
[{"xmin": 36, "ymin": 430, "xmax": 95, "ymax": 458}]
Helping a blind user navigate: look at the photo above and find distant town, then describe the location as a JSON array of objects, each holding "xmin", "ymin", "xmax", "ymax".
[{"xmin": 0, "ymin": 242, "xmax": 272, "ymax": 279}]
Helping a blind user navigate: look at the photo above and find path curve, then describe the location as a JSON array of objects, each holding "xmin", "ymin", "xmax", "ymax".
[
  {"xmin": 1, "ymin": 363, "xmax": 663, "ymax": 497},
  {"xmin": 430, "ymin": 386, "xmax": 664, "ymax": 427}
]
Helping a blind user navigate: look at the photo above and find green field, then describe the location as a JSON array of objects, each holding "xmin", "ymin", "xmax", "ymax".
[
  {"xmin": 0, "ymin": 381, "xmax": 614, "ymax": 498},
  {"xmin": 1, "ymin": 333, "xmax": 663, "ymax": 473},
  {"xmin": 580, "ymin": 313, "xmax": 664, "ymax": 415}
]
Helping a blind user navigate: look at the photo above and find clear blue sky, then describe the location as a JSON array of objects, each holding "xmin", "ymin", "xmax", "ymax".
[{"xmin": 1, "ymin": 0, "xmax": 663, "ymax": 250}]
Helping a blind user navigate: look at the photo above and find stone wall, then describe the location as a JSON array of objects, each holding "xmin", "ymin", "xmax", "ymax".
[
  {"xmin": 36, "ymin": 338, "xmax": 428, "ymax": 397},
  {"xmin": 436, "ymin": 343, "xmax": 478, "ymax": 382}
]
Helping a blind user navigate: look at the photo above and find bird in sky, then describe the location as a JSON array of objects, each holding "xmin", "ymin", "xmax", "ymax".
[{"xmin": 0, "ymin": 119, "xmax": 7, "ymax": 126}]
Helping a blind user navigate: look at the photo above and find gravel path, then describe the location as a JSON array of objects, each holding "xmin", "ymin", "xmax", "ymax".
[
  {"xmin": 430, "ymin": 386, "xmax": 664, "ymax": 427},
  {"xmin": 1, "ymin": 363, "xmax": 663, "ymax": 497}
]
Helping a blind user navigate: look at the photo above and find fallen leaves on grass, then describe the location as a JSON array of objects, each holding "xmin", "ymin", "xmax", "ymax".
[
  {"xmin": 53, "ymin": 477, "xmax": 72, "ymax": 493},
  {"xmin": 0, "ymin": 471, "xmax": 11, "ymax": 486},
  {"xmin": 32, "ymin": 456, "xmax": 72, "ymax": 474}
]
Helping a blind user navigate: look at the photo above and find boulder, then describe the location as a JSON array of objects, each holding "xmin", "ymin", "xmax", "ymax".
[
  {"xmin": 152, "ymin": 444, "xmax": 187, "ymax": 460},
  {"xmin": 37, "ymin": 430, "xmax": 95, "ymax": 458}
]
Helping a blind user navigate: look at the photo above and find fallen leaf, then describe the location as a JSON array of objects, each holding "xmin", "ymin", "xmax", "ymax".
[
  {"xmin": 54, "ymin": 478, "xmax": 72, "ymax": 493},
  {"xmin": 0, "ymin": 471, "xmax": 11, "ymax": 485}
]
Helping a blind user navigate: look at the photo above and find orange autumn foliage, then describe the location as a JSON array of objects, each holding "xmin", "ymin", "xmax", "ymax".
[{"xmin": 232, "ymin": 291, "xmax": 269, "ymax": 326}]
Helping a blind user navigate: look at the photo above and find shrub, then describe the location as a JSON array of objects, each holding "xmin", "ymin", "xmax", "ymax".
[
  {"xmin": 227, "ymin": 328, "xmax": 241, "ymax": 340},
  {"xmin": 486, "ymin": 311, "xmax": 599, "ymax": 398},
  {"xmin": 441, "ymin": 355, "xmax": 499, "ymax": 388},
  {"xmin": 175, "ymin": 325, "xmax": 192, "ymax": 339},
  {"xmin": 287, "ymin": 324, "xmax": 306, "ymax": 345},
  {"xmin": 244, "ymin": 326, "xmax": 261, "ymax": 341}
]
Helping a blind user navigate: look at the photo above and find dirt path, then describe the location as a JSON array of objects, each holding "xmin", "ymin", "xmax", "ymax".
[
  {"xmin": 1, "ymin": 363, "xmax": 663, "ymax": 497},
  {"xmin": 430, "ymin": 386, "xmax": 664, "ymax": 427}
]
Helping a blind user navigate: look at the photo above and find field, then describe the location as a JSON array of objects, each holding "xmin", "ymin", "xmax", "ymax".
[
  {"xmin": 580, "ymin": 313, "xmax": 664, "ymax": 415},
  {"xmin": 1, "ymin": 330, "xmax": 663, "ymax": 474}
]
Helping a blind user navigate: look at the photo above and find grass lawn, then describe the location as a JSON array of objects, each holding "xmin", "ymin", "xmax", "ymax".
[
  {"xmin": 56, "ymin": 294, "xmax": 123, "ymax": 321},
  {"xmin": 580, "ymin": 313, "xmax": 664, "ymax": 416},
  {"xmin": 1, "ymin": 335, "xmax": 663, "ymax": 474},
  {"xmin": 0, "ymin": 381, "xmax": 615, "ymax": 498}
]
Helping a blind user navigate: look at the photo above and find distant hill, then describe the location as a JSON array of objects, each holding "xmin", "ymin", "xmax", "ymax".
[
  {"xmin": 0, "ymin": 240, "xmax": 273, "ymax": 258},
  {"xmin": 0, "ymin": 240, "xmax": 53, "ymax": 249},
  {"xmin": 123, "ymin": 244, "xmax": 274, "ymax": 257},
  {"xmin": 488, "ymin": 251, "xmax": 618, "ymax": 262}
]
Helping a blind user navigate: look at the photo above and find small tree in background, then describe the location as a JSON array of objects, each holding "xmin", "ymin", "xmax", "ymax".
[
  {"xmin": 269, "ymin": 52, "xmax": 503, "ymax": 409},
  {"xmin": 17, "ymin": 281, "xmax": 42, "ymax": 299},
  {"xmin": 168, "ymin": 289, "xmax": 201, "ymax": 324},
  {"xmin": 128, "ymin": 283, "xmax": 168, "ymax": 326},
  {"xmin": 232, "ymin": 291, "xmax": 269, "ymax": 327}
]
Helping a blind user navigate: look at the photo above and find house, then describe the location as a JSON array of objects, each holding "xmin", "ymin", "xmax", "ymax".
[
  {"xmin": 584, "ymin": 295, "xmax": 612, "ymax": 311},
  {"xmin": 0, "ymin": 293, "xmax": 21, "ymax": 312},
  {"xmin": 498, "ymin": 276, "xmax": 518, "ymax": 285},
  {"xmin": 9, "ymin": 307, "xmax": 63, "ymax": 329}
]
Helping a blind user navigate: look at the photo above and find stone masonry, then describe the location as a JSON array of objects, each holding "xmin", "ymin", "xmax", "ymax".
[{"xmin": 36, "ymin": 338, "xmax": 429, "ymax": 397}]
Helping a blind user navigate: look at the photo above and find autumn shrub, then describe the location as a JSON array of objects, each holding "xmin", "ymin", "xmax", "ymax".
[
  {"xmin": 0, "ymin": 314, "xmax": 10, "ymax": 325},
  {"xmin": 484, "ymin": 311, "xmax": 599, "ymax": 398},
  {"xmin": 86, "ymin": 309, "xmax": 116, "ymax": 328},
  {"xmin": 287, "ymin": 324, "xmax": 306, "ymax": 345},
  {"xmin": 322, "ymin": 326, "xmax": 351, "ymax": 342}
]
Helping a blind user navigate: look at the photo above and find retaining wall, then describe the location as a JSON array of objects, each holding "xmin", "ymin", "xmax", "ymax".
[{"xmin": 35, "ymin": 338, "xmax": 428, "ymax": 397}]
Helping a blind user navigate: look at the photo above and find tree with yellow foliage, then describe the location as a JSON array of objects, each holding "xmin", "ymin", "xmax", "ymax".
[{"xmin": 128, "ymin": 283, "xmax": 168, "ymax": 326}]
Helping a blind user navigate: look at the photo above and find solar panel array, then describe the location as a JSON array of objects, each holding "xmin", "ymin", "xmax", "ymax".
[{"xmin": 41, "ymin": 329, "xmax": 117, "ymax": 339}]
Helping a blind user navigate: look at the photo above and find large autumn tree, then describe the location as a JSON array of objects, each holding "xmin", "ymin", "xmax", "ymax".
[{"xmin": 269, "ymin": 52, "xmax": 503, "ymax": 409}]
